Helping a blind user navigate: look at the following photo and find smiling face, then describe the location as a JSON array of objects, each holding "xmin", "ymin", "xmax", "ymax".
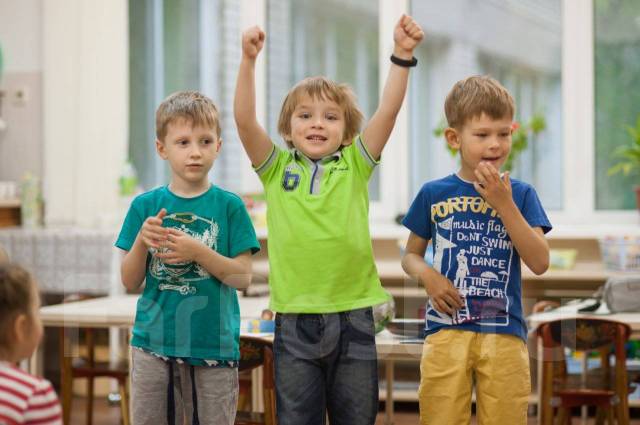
[
  {"xmin": 156, "ymin": 118, "xmax": 221, "ymax": 192},
  {"xmin": 286, "ymin": 94, "xmax": 348, "ymax": 160},
  {"xmin": 446, "ymin": 113, "xmax": 513, "ymax": 181}
]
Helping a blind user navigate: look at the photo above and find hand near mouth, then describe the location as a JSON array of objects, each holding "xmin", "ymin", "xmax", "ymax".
[{"xmin": 473, "ymin": 161, "xmax": 513, "ymax": 211}]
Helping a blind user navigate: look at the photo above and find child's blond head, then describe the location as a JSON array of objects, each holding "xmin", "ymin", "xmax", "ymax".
[
  {"xmin": 445, "ymin": 76, "xmax": 515, "ymax": 129},
  {"xmin": 277, "ymin": 76, "xmax": 364, "ymax": 148},
  {"xmin": 156, "ymin": 91, "xmax": 221, "ymax": 142},
  {"xmin": 0, "ymin": 263, "xmax": 36, "ymax": 351}
]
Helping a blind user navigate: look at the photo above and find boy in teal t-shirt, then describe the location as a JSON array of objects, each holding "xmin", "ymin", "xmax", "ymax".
[
  {"xmin": 234, "ymin": 15, "xmax": 424, "ymax": 425},
  {"xmin": 116, "ymin": 91, "xmax": 260, "ymax": 425}
]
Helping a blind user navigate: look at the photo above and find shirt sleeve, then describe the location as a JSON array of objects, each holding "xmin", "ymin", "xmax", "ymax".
[
  {"xmin": 348, "ymin": 135, "xmax": 379, "ymax": 180},
  {"xmin": 402, "ymin": 185, "xmax": 432, "ymax": 241},
  {"xmin": 115, "ymin": 195, "xmax": 145, "ymax": 251},
  {"xmin": 24, "ymin": 379, "xmax": 62, "ymax": 425},
  {"xmin": 521, "ymin": 184, "xmax": 552, "ymax": 234},
  {"xmin": 228, "ymin": 198, "xmax": 261, "ymax": 258},
  {"xmin": 254, "ymin": 144, "xmax": 283, "ymax": 184}
]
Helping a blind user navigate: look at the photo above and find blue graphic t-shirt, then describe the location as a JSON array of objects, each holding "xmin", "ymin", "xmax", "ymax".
[
  {"xmin": 115, "ymin": 185, "xmax": 260, "ymax": 361},
  {"xmin": 402, "ymin": 174, "xmax": 551, "ymax": 341}
]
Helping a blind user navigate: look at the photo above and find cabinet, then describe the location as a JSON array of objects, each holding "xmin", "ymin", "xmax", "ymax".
[{"xmin": 0, "ymin": 200, "xmax": 20, "ymax": 227}]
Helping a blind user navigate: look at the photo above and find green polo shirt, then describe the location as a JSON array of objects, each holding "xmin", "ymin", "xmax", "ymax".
[{"xmin": 256, "ymin": 135, "xmax": 389, "ymax": 313}]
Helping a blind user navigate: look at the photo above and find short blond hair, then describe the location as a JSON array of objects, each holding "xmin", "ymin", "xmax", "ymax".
[
  {"xmin": 445, "ymin": 76, "xmax": 515, "ymax": 129},
  {"xmin": 277, "ymin": 77, "xmax": 364, "ymax": 147},
  {"xmin": 156, "ymin": 91, "xmax": 221, "ymax": 141}
]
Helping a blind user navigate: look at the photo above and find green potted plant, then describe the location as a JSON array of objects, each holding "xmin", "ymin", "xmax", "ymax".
[
  {"xmin": 434, "ymin": 113, "xmax": 547, "ymax": 171},
  {"xmin": 608, "ymin": 114, "xmax": 640, "ymax": 210}
]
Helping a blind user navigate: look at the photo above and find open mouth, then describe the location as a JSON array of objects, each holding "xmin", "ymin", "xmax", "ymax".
[{"xmin": 306, "ymin": 135, "xmax": 327, "ymax": 143}]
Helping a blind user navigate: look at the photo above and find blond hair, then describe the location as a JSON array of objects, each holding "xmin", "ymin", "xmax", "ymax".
[
  {"xmin": 0, "ymin": 263, "xmax": 35, "ymax": 348},
  {"xmin": 156, "ymin": 91, "xmax": 221, "ymax": 141},
  {"xmin": 277, "ymin": 77, "xmax": 363, "ymax": 147},
  {"xmin": 444, "ymin": 75, "xmax": 515, "ymax": 129}
]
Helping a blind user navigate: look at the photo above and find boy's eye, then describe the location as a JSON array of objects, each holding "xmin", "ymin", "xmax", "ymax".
[
  {"xmin": 178, "ymin": 140, "xmax": 189, "ymax": 146},
  {"xmin": 202, "ymin": 139, "xmax": 212, "ymax": 145},
  {"xmin": 500, "ymin": 132, "xmax": 510, "ymax": 138},
  {"xmin": 326, "ymin": 114, "xmax": 338, "ymax": 121},
  {"xmin": 299, "ymin": 112, "xmax": 311, "ymax": 119},
  {"xmin": 474, "ymin": 133, "xmax": 487, "ymax": 138}
]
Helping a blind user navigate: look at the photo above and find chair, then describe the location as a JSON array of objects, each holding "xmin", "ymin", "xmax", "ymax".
[
  {"xmin": 59, "ymin": 295, "xmax": 130, "ymax": 425},
  {"xmin": 537, "ymin": 317, "xmax": 632, "ymax": 425},
  {"xmin": 235, "ymin": 336, "xmax": 277, "ymax": 425}
]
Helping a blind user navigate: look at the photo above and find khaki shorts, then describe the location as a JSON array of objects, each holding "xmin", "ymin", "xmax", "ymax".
[{"xmin": 419, "ymin": 329, "xmax": 530, "ymax": 425}]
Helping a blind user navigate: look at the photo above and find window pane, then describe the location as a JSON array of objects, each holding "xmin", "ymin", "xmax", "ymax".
[
  {"xmin": 408, "ymin": 0, "xmax": 563, "ymax": 210},
  {"xmin": 594, "ymin": 0, "xmax": 640, "ymax": 210},
  {"xmin": 129, "ymin": 0, "xmax": 219, "ymax": 190},
  {"xmin": 266, "ymin": 0, "xmax": 380, "ymax": 199},
  {"xmin": 164, "ymin": 0, "xmax": 200, "ymax": 93}
]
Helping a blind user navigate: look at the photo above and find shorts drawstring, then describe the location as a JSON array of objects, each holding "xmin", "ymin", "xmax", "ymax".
[
  {"xmin": 190, "ymin": 365, "xmax": 200, "ymax": 425},
  {"xmin": 167, "ymin": 361, "xmax": 175, "ymax": 425}
]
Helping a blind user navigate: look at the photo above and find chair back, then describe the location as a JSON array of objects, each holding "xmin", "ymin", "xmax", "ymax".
[
  {"xmin": 539, "ymin": 318, "xmax": 630, "ymax": 353},
  {"xmin": 238, "ymin": 336, "xmax": 276, "ymax": 425},
  {"xmin": 536, "ymin": 317, "xmax": 632, "ymax": 425}
]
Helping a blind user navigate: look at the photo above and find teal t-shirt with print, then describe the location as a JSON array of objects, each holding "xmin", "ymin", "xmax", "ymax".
[{"xmin": 115, "ymin": 185, "xmax": 260, "ymax": 361}]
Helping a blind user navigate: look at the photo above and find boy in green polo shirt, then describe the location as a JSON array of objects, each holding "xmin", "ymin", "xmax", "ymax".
[
  {"xmin": 116, "ymin": 91, "xmax": 260, "ymax": 425},
  {"xmin": 234, "ymin": 15, "xmax": 423, "ymax": 425}
]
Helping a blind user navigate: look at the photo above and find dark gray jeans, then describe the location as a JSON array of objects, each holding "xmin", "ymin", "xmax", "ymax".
[{"xmin": 273, "ymin": 307, "xmax": 379, "ymax": 425}]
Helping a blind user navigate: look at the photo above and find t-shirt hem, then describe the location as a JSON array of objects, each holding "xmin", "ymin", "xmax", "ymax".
[
  {"xmin": 130, "ymin": 340, "xmax": 240, "ymax": 361},
  {"xmin": 424, "ymin": 324, "xmax": 527, "ymax": 343},
  {"xmin": 269, "ymin": 294, "xmax": 389, "ymax": 313}
]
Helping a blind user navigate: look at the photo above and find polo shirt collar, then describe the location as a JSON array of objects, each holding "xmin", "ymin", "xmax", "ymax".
[{"xmin": 290, "ymin": 148, "xmax": 342, "ymax": 166}]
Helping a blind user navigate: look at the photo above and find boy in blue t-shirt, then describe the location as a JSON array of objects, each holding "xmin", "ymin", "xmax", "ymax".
[
  {"xmin": 116, "ymin": 91, "xmax": 260, "ymax": 425},
  {"xmin": 402, "ymin": 76, "xmax": 551, "ymax": 425}
]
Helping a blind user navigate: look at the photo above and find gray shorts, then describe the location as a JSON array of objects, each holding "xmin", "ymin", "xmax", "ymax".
[{"xmin": 131, "ymin": 348, "xmax": 238, "ymax": 425}]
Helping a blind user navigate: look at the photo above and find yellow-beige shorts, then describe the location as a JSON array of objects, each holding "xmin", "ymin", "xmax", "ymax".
[{"xmin": 418, "ymin": 329, "xmax": 530, "ymax": 425}]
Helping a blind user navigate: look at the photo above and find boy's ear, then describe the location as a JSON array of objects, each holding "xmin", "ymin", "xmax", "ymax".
[
  {"xmin": 216, "ymin": 138, "xmax": 223, "ymax": 153},
  {"xmin": 444, "ymin": 128, "xmax": 460, "ymax": 150},
  {"xmin": 156, "ymin": 139, "xmax": 168, "ymax": 159}
]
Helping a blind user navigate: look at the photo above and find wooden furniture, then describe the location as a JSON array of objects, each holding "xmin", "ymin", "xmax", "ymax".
[
  {"xmin": 530, "ymin": 301, "xmax": 640, "ymax": 425},
  {"xmin": 235, "ymin": 336, "xmax": 276, "ymax": 425},
  {"xmin": 59, "ymin": 295, "xmax": 130, "ymax": 425},
  {"xmin": 0, "ymin": 199, "xmax": 20, "ymax": 227},
  {"xmin": 537, "ymin": 317, "xmax": 632, "ymax": 425},
  {"xmin": 60, "ymin": 327, "xmax": 130, "ymax": 425}
]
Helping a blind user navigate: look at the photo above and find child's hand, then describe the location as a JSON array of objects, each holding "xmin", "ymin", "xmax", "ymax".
[
  {"xmin": 423, "ymin": 272, "xmax": 464, "ymax": 316},
  {"xmin": 393, "ymin": 14, "xmax": 424, "ymax": 56},
  {"xmin": 155, "ymin": 228, "xmax": 205, "ymax": 264},
  {"xmin": 242, "ymin": 26, "xmax": 265, "ymax": 60},
  {"xmin": 473, "ymin": 162, "xmax": 513, "ymax": 211},
  {"xmin": 139, "ymin": 209, "xmax": 168, "ymax": 249}
]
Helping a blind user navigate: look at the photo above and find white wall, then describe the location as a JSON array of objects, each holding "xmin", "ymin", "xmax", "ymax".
[{"xmin": 43, "ymin": 0, "xmax": 129, "ymax": 227}]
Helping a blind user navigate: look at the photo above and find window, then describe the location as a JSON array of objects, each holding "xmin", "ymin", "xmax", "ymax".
[
  {"xmin": 129, "ymin": 0, "xmax": 234, "ymax": 191},
  {"xmin": 408, "ymin": 0, "xmax": 563, "ymax": 210},
  {"xmin": 594, "ymin": 0, "xmax": 640, "ymax": 210},
  {"xmin": 266, "ymin": 0, "xmax": 381, "ymax": 199}
]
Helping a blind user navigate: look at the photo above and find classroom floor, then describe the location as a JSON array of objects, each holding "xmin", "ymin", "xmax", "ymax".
[{"xmin": 69, "ymin": 397, "xmax": 640, "ymax": 424}]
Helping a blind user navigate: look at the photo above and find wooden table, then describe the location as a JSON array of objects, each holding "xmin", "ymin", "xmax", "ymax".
[
  {"xmin": 33, "ymin": 294, "xmax": 420, "ymax": 425},
  {"xmin": 528, "ymin": 301, "xmax": 640, "ymax": 425}
]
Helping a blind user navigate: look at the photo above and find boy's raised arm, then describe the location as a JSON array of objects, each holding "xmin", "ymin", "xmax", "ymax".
[
  {"xmin": 234, "ymin": 26, "xmax": 273, "ymax": 167},
  {"xmin": 362, "ymin": 14, "xmax": 424, "ymax": 160}
]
